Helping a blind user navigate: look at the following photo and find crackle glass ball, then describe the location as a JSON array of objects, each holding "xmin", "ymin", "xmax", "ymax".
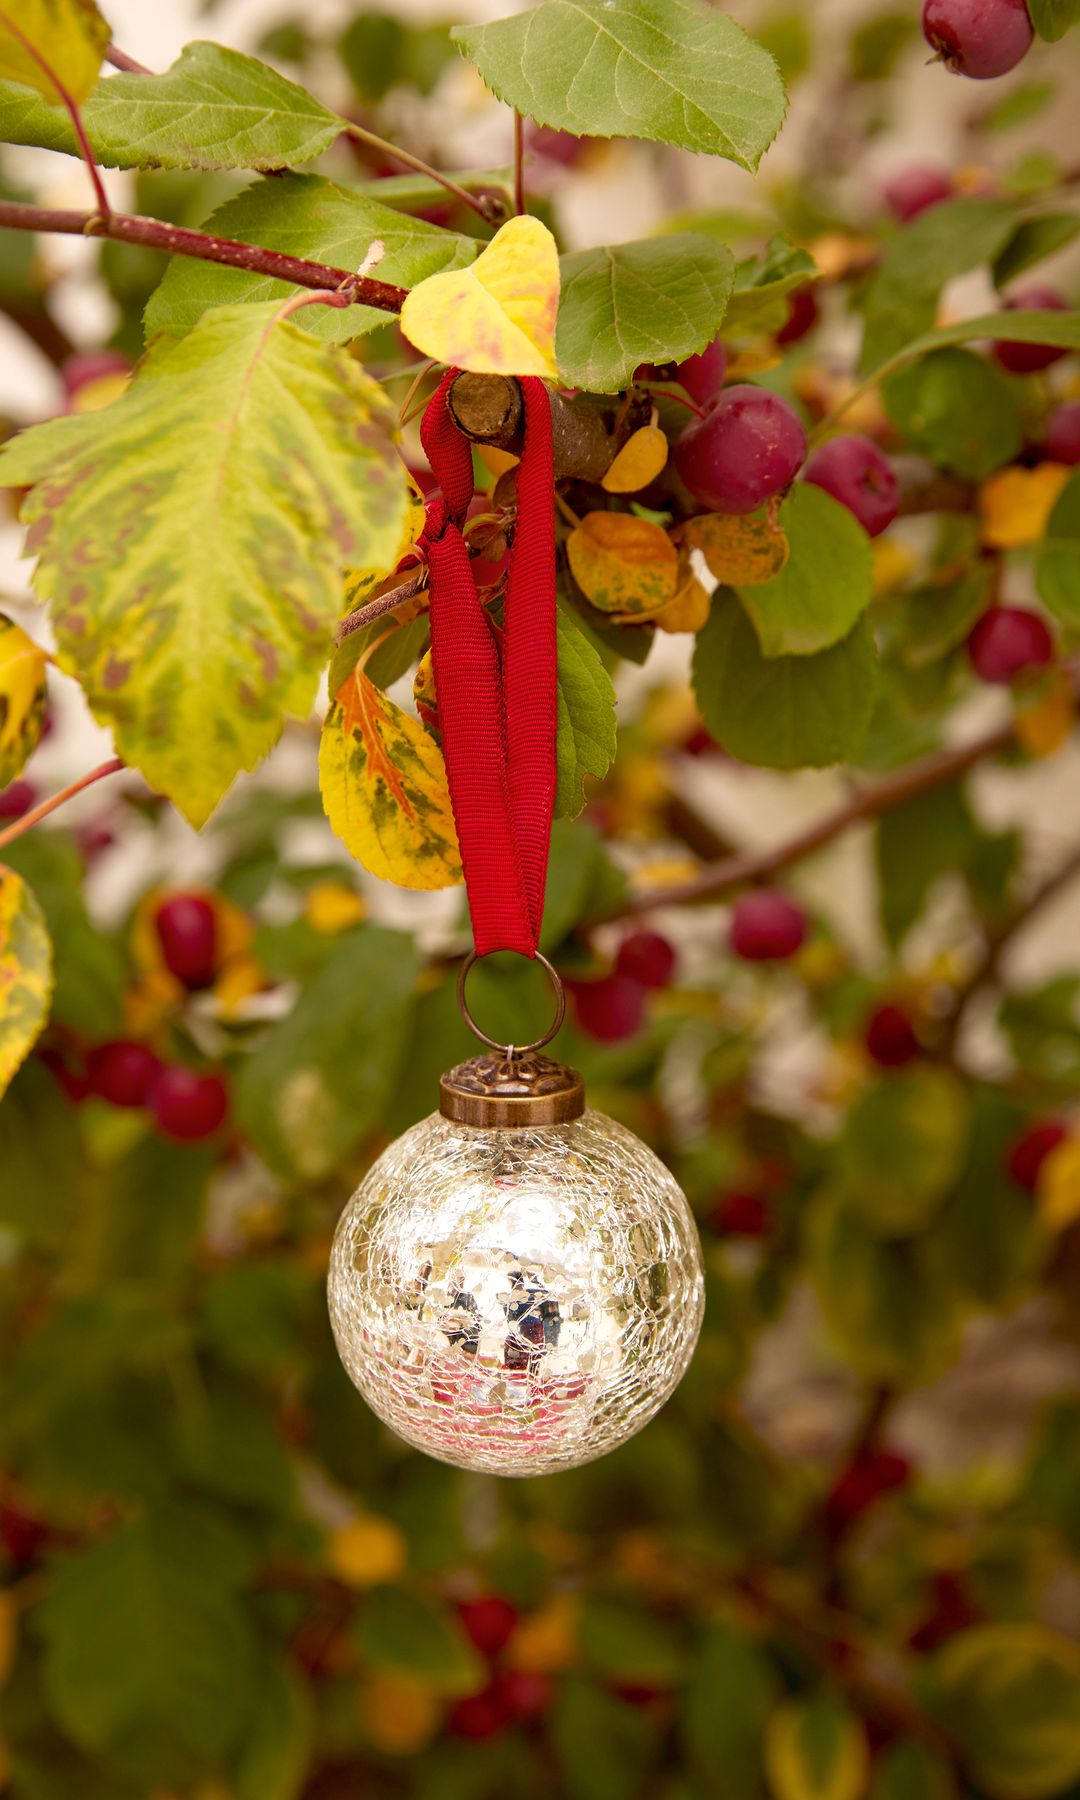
[{"xmin": 327, "ymin": 1109, "xmax": 705, "ymax": 1477}]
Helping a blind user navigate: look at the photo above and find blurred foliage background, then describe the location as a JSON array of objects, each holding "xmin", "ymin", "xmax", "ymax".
[{"xmin": 3, "ymin": 1, "xmax": 1080, "ymax": 1797}]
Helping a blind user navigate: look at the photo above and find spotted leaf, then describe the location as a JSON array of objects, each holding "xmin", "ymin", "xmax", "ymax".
[
  {"xmin": 0, "ymin": 614, "xmax": 47, "ymax": 787},
  {"xmin": 566, "ymin": 513, "xmax": 679, "ymax": 617},
  {"xmin": 0, "ymin": 302, "xmax": 406, "ymax": 827},
  {"xmin": 679, "ymin": 509, "xmax": 789, "ymax": 586},
  {"xmin": 320, "ymin": 665, "xmax": 461, "ymax": 890},
  {"xmin": 0, "ymin": 863, "xmax": 53, "ymax": 1098}
]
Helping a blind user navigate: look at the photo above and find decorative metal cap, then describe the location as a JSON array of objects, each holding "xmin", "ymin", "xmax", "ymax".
[{"xmin": 439, "ymin": 1050, "xmax": 586, "ymax": 1128}]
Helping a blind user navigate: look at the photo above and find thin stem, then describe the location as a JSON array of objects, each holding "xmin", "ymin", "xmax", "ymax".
[
  {"xmin": 513, "ymin": 112, "xmax": 526, "ymax": 216},
  {"xmin": 942, "ymin": 836, "xmax": 1080, "ymax": 1050},
  {"xmin": 105, "ymin": 43, "xmax": 152, "ymax": 75},
  {"xmin": 342, "ymin": 121, "xmax": 505, "ymax": 226},
  {"xmin": 0, "ymin": 758, "xmax": 124, "ymax": 851},
  {"xmin": 0, "ymin": 201, "xmax": 408, "ymax": 313},
  {"xmin": 336, "ymin": 568, "xmax": 429, "ymax": 643},
  {"xmin": 397, "ymin": 359, "xmax": 436, "ymax": 424},
  {"xmin": 0, "ymin": 8, "xmax": 110, "ymax": 217},
  {"xmin": 596, "ymin": 711, "xmax": 1022, "ymax": 921},
  {"xmin": 644, "ymin": 386, "xmax": 707, "ymax": 419},
  {"xmin": 271, "ymin": 288, "xmax": 354, "ymax": 324}
]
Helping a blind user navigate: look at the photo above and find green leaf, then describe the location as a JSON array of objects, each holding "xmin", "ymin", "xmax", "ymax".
[
  {"xmin": 926, "ymin": 1625, "xmax": 1080, "ymax": 1799},
  {"xmin": 883, "ymin": 348, "xmax": 1021, "ymax": 480},
  {"xmin": 0, "ymin": 861, "xmax": 52, "ymax": 1098},
  {"xmin": 0, "ymin": 302, "xmax": 405, "ymax": 827},
  {"xmin": 870, "ymin": 1741, "xmax": 957, "ymax": 1800},
  {"xmin": 993, "ymin": 211, "xmax": 1080, "ymax": 287},
  {"xmin": 555, "ymin": 608, "xmax": 617, "ymax": 818},
  {"xmin": 1027, "ymin": 0, "xmax": 1080, "ymax": 40},
  {"xmin": 235, "ymin": 1658, "xmax": 313, "ymax": 1800},
  {"xmin": 355, "ymin": 1588, "xmax": 485, "ymax": 1694},
  {"xmin": 553, "ymin": 1677, "xmax": 658, "ymax": 1800},
  {"xmin": 899, "ymin": 563, "xmax": 993, "ymax": 670},
  {"xmin": 0, "ymin": 0, "xmax": 108, "ymax": 106},
  {"xmin": 451, "ymin": 0, "xmax": 786, "ymax": 171},
  {"xmin": 38, "ymin": 1507, "xmax": 260, "ymax": 1785},
  {"xmin": 692, "ymin": 594, "xmax": 878, "ymax": 770},
  {"xmin": 723, "ymin": 235, "xmax": 816, "ymax": 334},
  {"xmin": 869, "ymin": 307, "xmax": 1080, "ymax": 387},
  {"xmin": 875, "ymin": 782, "xmax": 979, "ymax": 946},
  {"xmin": 811, "ymin": 1192, "xmax": 963, "ymax": 1383},
  {"xmin": 0, "ymin": 1060, "xmax": 81, "ymax": 1247},
  {"xmin": 236, "ymin": 924, "xmax": 418, "ymax": 1182},
  {"xmin": 937, "ymin": 1086, "xmax": 1041, "ymax": 1309},
  {"xmin": 556, "ymin": 233, "xmax": 734, "ymax": 394},
  {"xmin": 738, "ymin": 484, "xmax": 873, "ymax": 658},
  {"xmin": 0, "ymin": 40, "xmax": 344, "ymax": 170},
  {"xmin": 145, "ymin": 173, "xmax": 478, "ymax": 345},
  {"xmin": 983, "ymin": 80, "xmax": 1056, "ymax": 133},
  {"xmin": 579, "ymin": 1599, "xmax": 683, "ymax": 1686},
  {"xmin": 859, "ymin": 198, "xmax": 1017, "ymax": 374},
  {"xmin": 682, "ymin": 1621, "xmax": 777, "ymax": 1796},
  {"xmin": 1036, "ymin": 467, "xmax": 1080, "ymax": 627},
  {"xmin": 839, "ymin": 1067, "xmax": 971, "ymax": 1237},
  {"xmin": 764, "ymin": 1696, "xmax": 868, "ymax": 1800}
]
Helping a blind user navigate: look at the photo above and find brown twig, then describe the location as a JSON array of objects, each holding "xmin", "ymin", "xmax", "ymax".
[
  {"xmin": 342, "ymin": 121, "xmax": 506, "ymax": 226},
  {"xmin": 0, "ymin": 201, "xmax": 408, "ymax": 313},
  {"xmin": 335, "ymin": 568, "xmax": 429, "ymax": 644},
  {"xmin": 942, "ymin": 836, "xmax": 1080, "ymax": 1051},
  {"xmin": 513, "ymin": 112, "xmax": 526, "ymax": 217},
  {"xmin": 0, "ymin": 758, "xmax": 125, "ymax": 851},
  {"xmin": 596, "ymin": 713, "xmax": 1022, "ymax": 921},
  {"xmin": 104, "ymin": 44, "xmax": 152, "ymax": 75}
]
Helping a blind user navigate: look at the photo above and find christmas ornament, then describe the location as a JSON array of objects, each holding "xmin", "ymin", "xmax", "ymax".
[{"xmin": 327, "ymin": 373, "xmax": 705, "ymax": 1475}]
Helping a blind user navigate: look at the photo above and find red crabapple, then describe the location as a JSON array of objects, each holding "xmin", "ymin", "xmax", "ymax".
[
  {"xmin": 968, "ymin": 606, "xmax": 1053, "ymax": 684},
  {"xmin": 883, "ymin": 165, "xmax": 953, "ymax": 221},
  {"xmin": 1044, "ymin": 402, "xmax": 1080, "ymax": 465},
  {"xmin": 993, "ymin": 285, "xmax": 1069, "ymax": 375},
  {"xmin": 86, "ymin": 1039, "xmax": 164, "ymax": 1108},
  {"xmin": 571, "ymin": 974, "xmax": 646, "ymax": 1041},
  {"xmin": 674, "ymin": 385, "xmax": 807, "ymax": 515},
  {"xmin": 729, "ymin": 891, "xmax": 807, "ymax": 962},
  {"xmin": 149, "ymin": 1067, "xmax": 229, "ymax": 1142},
  {"xmin": 864, "ymin": 1004, "xmax": 922, "ymax": 1068},
  {"xmin": 673, "ymin": 339, "xmax": 729, "ymax": 407},
  {"xmin": 456, "ymin": 1596, "xmax": 519, "ymax": 1659},
  {"xmin": 615, "ymin": 931, "xmax": 677, "ymax": 989},
  {"xmin": 1006, "ymin": 1118, "xmax": 1068, "ymax": 1190},
  {"xmin": 804, "ymin": 434, "xmax": 900, "ymax": 538},
  {"xmin": 775, "ymin": 286, "xmax": 820, "ymax": 346},
  {"xmin": 154, "ymin": 892, "xmax": 219, "ymax": 990},
  {"xmin": 922, "ymin": 0, "xmax": 1034, "ymax": 79}
]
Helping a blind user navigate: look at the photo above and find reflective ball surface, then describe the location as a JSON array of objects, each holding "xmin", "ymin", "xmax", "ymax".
[{"xmin": 328, "ymin": 1110, "xmax": 705, "ymax": 1477}]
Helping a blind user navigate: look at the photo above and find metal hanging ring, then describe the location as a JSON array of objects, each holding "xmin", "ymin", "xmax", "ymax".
[{"xmin": 456, "ymin": 950, "xmax": 566, "ymax": 1056}]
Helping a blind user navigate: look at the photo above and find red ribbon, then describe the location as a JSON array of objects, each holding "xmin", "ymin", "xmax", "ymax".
[{"xmin": 418, "ymin": 372, "xmax": 556, "ymax": 958}]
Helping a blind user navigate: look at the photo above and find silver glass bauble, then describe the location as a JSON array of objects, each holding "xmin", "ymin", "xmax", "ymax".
[{"xmin": 327, "ymin": 1052, "xmax": 705, "ymax": 1478}]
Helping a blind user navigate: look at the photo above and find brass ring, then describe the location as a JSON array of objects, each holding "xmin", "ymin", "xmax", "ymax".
[{"xmin": 456, "ymin": 950, "xmax": 566, "ymax": 1056}]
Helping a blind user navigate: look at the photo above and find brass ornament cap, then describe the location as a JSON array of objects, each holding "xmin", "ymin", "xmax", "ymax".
[{"xmin": 439, "ymin": 1050, "xmax": 586, "ymax": 1127}]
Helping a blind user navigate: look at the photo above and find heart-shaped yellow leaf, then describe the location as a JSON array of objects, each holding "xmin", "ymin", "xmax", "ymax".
[
  {"xmin": 980, "ymin": 462, "xmax": 1069, "ymax": 551},
  {"xmin": 602, "ymin": 426, "xmax": 669, "ymax": 494},
  {"xmin": 679, "ymin": 510, "xmax": 789, "ymax": 586},
  {"xmin": 567, "ymin": 512, "xmax": 679, "ymax": 617},
  {"xmin": 400, "ymin": 215, "xmax": 560, "ymax": 379}
]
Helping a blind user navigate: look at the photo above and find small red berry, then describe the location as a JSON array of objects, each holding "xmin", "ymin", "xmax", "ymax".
[
  {"xmin": 571, "ymin": 974, "xmax": 647, "ymax": 1041},
  {"xmin": 730, "ymin": 891, "xmax": 807, "ymax": 962},
  {"xmin": 61, "ymin": 348, "xmax": 131, "ymax": 401},
  {"xmin": 149, "ymin": 1067, "xmax": 229, "ymax": 1142},
  {"xmin": 922, "ymin": 0, "xmax": 1034, "ymax": 80},
  {"xmin": 0, "ymin": 1499, "xmax": 52, "ymax": 1569},
  {"xmin": 447, "ymin": 1683, "xmax": 510, "ymax": 1740},
  {"xmin": 864, "ymin": 1003, "xmax": 922, "ymax": 1069},
  {"xmin": 1044, "ymin": 402, "xmax": 1080, "ymax": 466},
  {"xmin": 1005, "ymin": 1118, "xmax": 1068, "ymax": 1190},
  {"xmin": 615, "ymin": 931, "xmax": 677, "ymax": 990},
  {"xmin": 674, "ymin": 338, "xmax": 729, "ymax": 407},
  {"xmin": 0, "ymin": 778, "xmax": 37, "ymax": 820},
  {"xmin": 775, "ymin": 286, "xmax": 819, "ymax": 346},
  {"xmin": 494, "ymin": 1669, "xmax": 553, "ymax": 1721},
  {"xmin": 804, "ymin": 434, "xmax": 900, "ymax": 538},
  {"xmin": 674, "ymin": 385, "xmax": 807, "ymax": 515},
  {"xmin": 456, "ymin": 1596, "xmax": 519, "ymax": 1659},
  {"xmin": 883, "ymin": 166, "xmax": 953, "ymax": 222},
  {"xmin": 86, "ymin": 1039, "xmax": 164, "ymax": 1108},
  {"xmin": 154, "ymin": 892, "xmax": 219, "ymax": 990},
  {"xmin": 968, "ymin": 606, "xmax": 1054, "ymax": 684},
  {"xmin": 993, "ymin": 285, "xmax": 1069, "ymax": 375},
  {"xmin": 712, "ymin": 1189, "xmax": 772, "ymax": 1237}
]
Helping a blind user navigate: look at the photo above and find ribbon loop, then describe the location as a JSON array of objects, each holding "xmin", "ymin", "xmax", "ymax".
[{"xmin": 420, "ymin": 372, "xmax": 557, "ymax": 959}]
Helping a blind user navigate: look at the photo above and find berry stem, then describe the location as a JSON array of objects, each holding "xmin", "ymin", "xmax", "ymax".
[
  {"xmin": 342, "ymin": 122, "xmax": 506, "ymax": 226},
  {"xmin": 0, "ymin": 8, "xmax": 110, "ymax": 219},
  {"xmin": 513, "ymin": 111, "xmax": 526, "ymax": 217},
  {"xmin": 942, "ymin": 835, "xmax": 1080, "ymax": 1050},
  {"xmin": 0, "ymin": 757, "xmax": 125, "ymax": 851}
]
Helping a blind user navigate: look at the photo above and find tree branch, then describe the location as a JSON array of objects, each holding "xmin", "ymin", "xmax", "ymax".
[
  {"xmin": 596, "ymin": 712, "xmax": 1023, "ymax": 921},
  {"xmin": 0, "ymin": 201, "xmax": 408, "ymax": 313},
  {"xmin": 0, "ymin": 758, "xmax": 125, "ymax": 850},
  {"xmin": 942, "ymin": 836, "xmax": 1080, "ymax": 1049}
]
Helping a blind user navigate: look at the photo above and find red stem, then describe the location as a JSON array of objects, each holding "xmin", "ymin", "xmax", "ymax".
[
  {"xmin": 0, "ymin": 758, "xmax": 125, "ymax": 851},
  {"xmin": 0, "ymin": 200, "xmax": 407, "ymax": 312},
  {"xmin": 0, "ymin": 9, "xmax": 110, "ymax": 218}
]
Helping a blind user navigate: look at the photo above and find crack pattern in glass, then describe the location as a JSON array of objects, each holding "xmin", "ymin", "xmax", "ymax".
[{"xmin": 328, "ymin": 1109, "xmax": 705, "ymax": 1476}]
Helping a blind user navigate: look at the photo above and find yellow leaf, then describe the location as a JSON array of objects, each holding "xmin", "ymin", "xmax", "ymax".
[
  {"xmin": 1038, "ymin": 1137, "xmax": 1080, "ymax": 1234},
  {"xmin": 0, "ymin": 863, "xmax": 53, "ymax": 1100},
  {"xmin": 1016, "ymin": 667, "xmax": 1075, "ymax": 759},
  {"xmin": 0, "ymin": 614, "xmax": 47, "ymax": 788},
  {"xmin": 360, "ymin": 1673, "xmax": 442, "ymax": 1755},
  {"xmin": 807, "ymin": 232, "xmax": 874, "ymax": 281},
  {"xmin": 765, "ymin": 1697, "xmax": 869, "ymax": 1800},
  {"xmin": 0, "ymin": 0, "xmax": 109, "ymax": 105},
  {"xmin": 980, "ymin": 463, "xmax": 1070, "ymax": 550},
  {"xmin": 328, "ymin": 1514, "xmax": 408, "ymax": 1588},
  {"xmin": 601, "ymin": 426, "xmax": 669, "ymax": 494},
  {"xmin": 413, "ymin": 648, "xmax": 437, "ymax": 721},
  {"xmin": 567, "ymin": 512, "xmax": 679, "ymax": 616},
  {"xmin": 320, "ymin": 666, "xmax": 461, "ymax": 890},
  {"xmin": 653, "ymin": 568, "xmax": 711, "ymax": 633},
  {"xmin": 477, "ymin": 444, "xmax": 519, "ymax": 481},
  {"xmin": 724, "ymin": 344, "xmax": 781, "ymax": 379},
  {"xmin": 680, "ymin": 510, "xmax": 789, "ymax": 586},
  {"xmin": 508, "ymin": 1595, "xmax": 580, "ymax": 1672},
  {"xmin": 400, "ymin": 215, "xmax": 560, "ymax": 379},
  {"xmin": 304, "ymin": 880, "xmax": 367, "ymax": 934},
  {"xmin": 872, "ymin": 536, "xmax": 914, "ymax": 597},
  {"xmin": 342, "ymin": 491, "xmax": 426, "ymax": 614},
  {"xmin": 70, "ymin": 368, "xmax": 130, "ymax": 414}
]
